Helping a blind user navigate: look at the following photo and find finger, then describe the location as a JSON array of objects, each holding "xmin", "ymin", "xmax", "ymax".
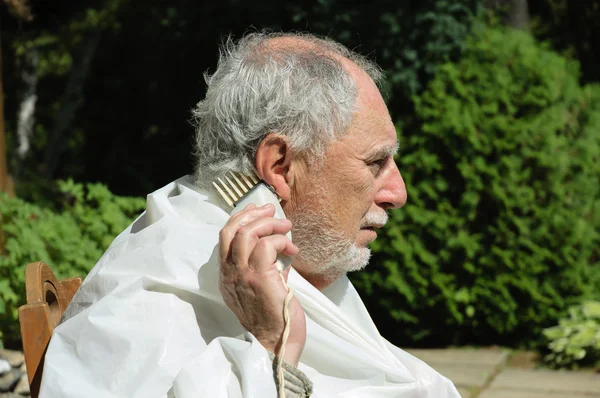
[
  {"xmin": 248, "ymin": 235, "xmax": 298, "ymax": 273},
  {"xmin": 230, "ymin": 217, "xmax": 294, "ymax": 268},
  {"xmin": 231, "ymin": 203, "xmax": 275, "ymax": 225},
  {"xmin": 219, "ymin": 204, "xmax": 276, "ymax": 260}
]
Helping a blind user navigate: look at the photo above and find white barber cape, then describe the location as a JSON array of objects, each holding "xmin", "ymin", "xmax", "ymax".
[{"xmin": 40, "ymin": 175, "xmax": 461, "ymax": 398}]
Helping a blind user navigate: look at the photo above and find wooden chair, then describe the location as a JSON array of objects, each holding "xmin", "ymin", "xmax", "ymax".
[{"xmin": 18, "ymin": 262, "xmax": 82, "ymax": 398}]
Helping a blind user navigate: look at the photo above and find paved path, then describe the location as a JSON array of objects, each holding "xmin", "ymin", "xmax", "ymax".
[{"xmin": 407, "ymin": 348, "xmax": 600, "ymax": 398}]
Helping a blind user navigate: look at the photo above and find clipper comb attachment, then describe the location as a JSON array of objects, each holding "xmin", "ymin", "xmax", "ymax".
[{"xmin": 212, "ymin": 171, "xmax": 262, "ymax": 207}]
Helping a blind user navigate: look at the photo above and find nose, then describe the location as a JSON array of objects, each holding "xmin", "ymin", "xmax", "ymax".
[{"xmin": 375, "ymin": 160, "xmax": 407, "ymax": 210}]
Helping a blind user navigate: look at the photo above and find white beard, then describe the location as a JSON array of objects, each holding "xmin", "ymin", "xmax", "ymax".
[{"xmin": 289, "ymin": 202, "xmax": 387, "ymax": 281}]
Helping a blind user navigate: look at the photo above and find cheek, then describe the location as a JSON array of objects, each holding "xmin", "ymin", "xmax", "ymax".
[
  {"xmin": 313, "ymin": 164, "xmax": 375, "ymax": 228},
  {"xmin": 339, "ymin": 185, "xmax": 375, "ymax": 233},
  {"xmin": 356, "ymin": 175, "xmax": 378, "ymax": 209},
  {"xmin": 336, "ymin": 165, "xmax": 373, "ymax": 196},
  {"xmin": 338, "ymin": 171, "xmax": 375, "ymax": 211}
]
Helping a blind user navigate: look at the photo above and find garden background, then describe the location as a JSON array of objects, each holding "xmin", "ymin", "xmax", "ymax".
[{"xmin": 1, "ymin": 0, "xmax": 599, "ymax": 370}]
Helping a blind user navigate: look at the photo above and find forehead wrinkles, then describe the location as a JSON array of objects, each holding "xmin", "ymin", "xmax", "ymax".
[
  {"xmin": 348, "ymin": 111, "xmax": 397, "ymax": 148},
  {"xmin": 353, "ymin": 111, "xmax": 392, "ymax": 134}
]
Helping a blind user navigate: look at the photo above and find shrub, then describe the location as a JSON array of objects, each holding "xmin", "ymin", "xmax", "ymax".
[
  {"xmin": 354, "ymin": 26, "xmax": 600, "ymax": 348},
  {"xmin": 543, "ymin": 301, "xmax": 600, "ymax": 369},
  {"xmin": 0, "ymin": 180, "xmax": 145, "ymax": 344}
]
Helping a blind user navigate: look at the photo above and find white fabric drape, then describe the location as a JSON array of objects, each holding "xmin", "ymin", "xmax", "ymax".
[{"xmin": 40, "ymin": 175, "xmax": 461, "ymax": 398}]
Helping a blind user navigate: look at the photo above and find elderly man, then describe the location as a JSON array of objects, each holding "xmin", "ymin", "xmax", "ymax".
[{"xmin": 40, "ymin": 32, "xmax": 460, "ymax": 397}]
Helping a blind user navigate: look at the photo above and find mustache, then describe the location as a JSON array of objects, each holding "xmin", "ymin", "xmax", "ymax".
[{"xmin": 361, "ymin": 211, "xmax": 388, "ymax": 228}]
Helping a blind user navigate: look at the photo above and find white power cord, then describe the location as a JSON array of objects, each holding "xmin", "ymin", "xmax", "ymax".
[{"xmin": 277, "ymin": 272, "xmax": 294, "ymax": 398}]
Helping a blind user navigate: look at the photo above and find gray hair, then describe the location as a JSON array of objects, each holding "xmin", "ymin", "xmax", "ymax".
[{"xmin": 191, "ymin": 31, "xmax": 383, "ymax": 189}]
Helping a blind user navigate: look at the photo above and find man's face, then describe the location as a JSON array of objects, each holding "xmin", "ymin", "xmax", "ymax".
[{"xmin": 287, "ymin": 66, "xmax": 407, "ymax": 284}]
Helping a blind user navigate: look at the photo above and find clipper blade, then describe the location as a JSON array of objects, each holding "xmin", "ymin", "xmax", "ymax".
[{"xmin": 212, "ymin": 171, "xmax": 261, "ymax": 208}]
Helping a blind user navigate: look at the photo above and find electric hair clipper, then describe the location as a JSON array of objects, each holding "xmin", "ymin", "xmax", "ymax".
[{"xmin": 213, "ymin": 171, "xmax": 292, "ymax": 271}]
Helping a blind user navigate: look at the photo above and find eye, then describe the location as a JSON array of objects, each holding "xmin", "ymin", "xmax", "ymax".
[{"xmin": 368, "ymin": 157, "xmax": 387, "ymax": 174}]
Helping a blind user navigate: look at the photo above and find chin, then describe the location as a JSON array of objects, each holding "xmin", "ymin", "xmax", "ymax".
[
  {"xmin": 346, "ymin": 246, "xmax": 371, "ymax": 272},
  {"xmin": 340, "ymin": 245, "xmax": 372, "ymax": 273},
  {"xmin": 309, "ymin": 245, "xmax": 371, "ymax": 278}
]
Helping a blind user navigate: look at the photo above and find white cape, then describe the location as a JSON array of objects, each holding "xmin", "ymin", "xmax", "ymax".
[{"xmin": 40, "ymin": 175, "xmax": 461, "ymax": 398}]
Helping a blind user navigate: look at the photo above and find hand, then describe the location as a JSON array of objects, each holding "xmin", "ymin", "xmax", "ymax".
[{"xmin": 218, "ymin": 203, "xmax": 306, "ymax": 367}]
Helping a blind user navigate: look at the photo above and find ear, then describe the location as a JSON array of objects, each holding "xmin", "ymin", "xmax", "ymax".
[{"xmin": 255, "ymin": 133, "xmax": 294, "ymax": 201}]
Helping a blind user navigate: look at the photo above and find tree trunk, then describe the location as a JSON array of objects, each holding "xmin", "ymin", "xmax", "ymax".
[
  {"xmin": 16, "ymin": 47, "xmax": 38, "ymax": 161},
  {"xmin": 485, "ymin": 0, "xmax": 531, "ymax": 31},
  {"xmin": 507, "ymin": 0, "xmax": 530, "ymax": 30}
]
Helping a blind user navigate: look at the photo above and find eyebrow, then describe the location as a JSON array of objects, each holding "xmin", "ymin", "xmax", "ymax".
[{"xmin": 369, "ymin": 141, "xmax": 399, "ymax": 160}]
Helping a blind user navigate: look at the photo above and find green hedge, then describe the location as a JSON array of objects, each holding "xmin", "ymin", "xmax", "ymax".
[
  {"xmin": 355, "ymin": 26, "xmax": 600, "ymax": 348},
  {"xmin": 0, "ymin": 181, "xmax": 144, "ymax": 344}
]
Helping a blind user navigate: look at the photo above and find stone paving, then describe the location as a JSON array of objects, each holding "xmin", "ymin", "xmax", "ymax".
[
  {"xmin": 408, "ymin": 348, "xmax": 600, "ymax": 398},
  {"xmin": 0, "ymin": 349, "xmax": 29, "ymax": 397}
]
